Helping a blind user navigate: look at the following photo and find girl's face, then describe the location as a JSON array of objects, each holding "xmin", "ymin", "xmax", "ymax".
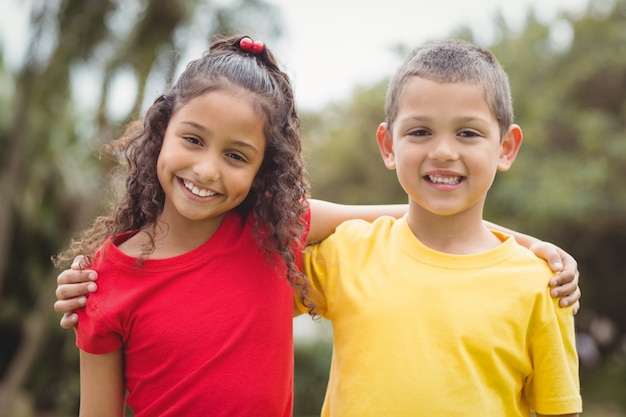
[{"xmin": 157, "ymin": 89, "xmax": 266, "ymax": 231}]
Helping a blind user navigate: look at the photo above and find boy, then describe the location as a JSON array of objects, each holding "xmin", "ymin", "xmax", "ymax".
[{"xmin": 301, "ymin": 39, "xmax": 582, "ymax": 416}]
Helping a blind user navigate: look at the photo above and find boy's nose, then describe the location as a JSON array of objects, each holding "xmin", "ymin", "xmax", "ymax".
[{"xmin": 428, "ymin": 136, "xmax": 459, "ymax": 162}]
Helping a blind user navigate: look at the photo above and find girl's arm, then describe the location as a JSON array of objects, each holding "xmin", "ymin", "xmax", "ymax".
[
  {"xmin": 307, "ymin": 199, "xmax": 407, "ymax": 244},
  {"xmin": 79, "ymin": 349, "xmax": 125, "ymax": 417},
  {"xmin": 306, "ymin": 200, "xmax": 580, "ymax": 312}
]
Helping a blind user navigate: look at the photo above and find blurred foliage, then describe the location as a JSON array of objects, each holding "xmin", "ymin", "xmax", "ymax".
[
  {"xmin": 302, "ymin": 81, "xmax": 403, "ymax": 205},
  {"xmin": 293, "ymin": 340, "xmax": 332, "ymax": 417},
  {"xmin": 0, "ymin": 0, "xmax": 624, "ymax": 415}
]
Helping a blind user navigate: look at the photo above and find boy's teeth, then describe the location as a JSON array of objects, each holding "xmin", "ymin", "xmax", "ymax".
[
  {"xmin": 428, "ymin": 175, "xmax": 461, "ymax": 185},
  {"xmin": 184, "ymin": 180, "xmax": 216, "ymax": 197}
]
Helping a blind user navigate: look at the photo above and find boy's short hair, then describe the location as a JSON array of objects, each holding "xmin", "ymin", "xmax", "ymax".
[{"xmin": 385, "ymin": 39, "xmax": 513, "ymax": 137}]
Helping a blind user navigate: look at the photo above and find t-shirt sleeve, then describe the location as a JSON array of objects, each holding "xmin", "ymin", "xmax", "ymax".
[
  {"xmin": 294, "ymin": 205, "xmax": 327, "ymax": 314},
  {"xmin": 298, "ymin": 220, "xmax": 351, "ymax": 316},
  {"xmin": 296, "ymin": 242, "xmax": 330, "ymax": 316},
  {"xmin": 524, "ymin": 296, "xmax": 582, "ymax": 414},
  {"xmin": 74, "ymin": 252, "xmax": 124, "ymax": 354},
  {"xmin": 75, "ymin": 302, "xmax": 123, "ymax": 354}
]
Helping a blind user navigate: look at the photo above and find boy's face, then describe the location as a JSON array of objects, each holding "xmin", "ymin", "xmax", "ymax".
[{"xmin": 377, "ymin": 76, "xmax": 522, "ymax": 219}]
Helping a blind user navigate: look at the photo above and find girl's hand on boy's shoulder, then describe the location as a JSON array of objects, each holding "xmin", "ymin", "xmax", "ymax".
[{"xmin": 530, "ymin": 241, "xmax": 581, "ymax": 314}]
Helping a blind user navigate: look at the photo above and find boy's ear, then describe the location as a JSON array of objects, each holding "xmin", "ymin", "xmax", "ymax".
[
  {"xmin": 497, "ymin": 124, "xmax": 523, "ymax": 172},
  {"xmin": 376, "ymin": 122, "xmax": 396, "ymax": 170}
]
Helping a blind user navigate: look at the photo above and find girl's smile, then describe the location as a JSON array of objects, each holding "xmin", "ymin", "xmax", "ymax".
[{"xmin": 182, "ymin": 178, "xmax": 219, "ymax": 198}]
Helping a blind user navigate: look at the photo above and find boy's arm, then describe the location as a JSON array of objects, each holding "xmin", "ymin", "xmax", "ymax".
[
  {"xmin": 54, "ymin": 256, "xmax": 98, "ymax": 329},
  {"xmin": 485, "ymin": 220, "xmax": 580, "ymax": 313},
  {"xmin": 79, "ymin": 349, "xmax": 125, "ymax": 417},
  {"xmin": 307, "ymin": 199, "xmax": 407, "ymax": 244}
]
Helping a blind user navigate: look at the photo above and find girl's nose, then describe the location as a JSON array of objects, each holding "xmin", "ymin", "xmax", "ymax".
[{"xmin": 194, "ymin": 153, "xmax": 221, "ymax": 182}]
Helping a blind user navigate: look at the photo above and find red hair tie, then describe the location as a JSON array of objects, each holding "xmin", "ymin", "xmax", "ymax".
[{"xmin": 239, "ymin": 37, "xmax": 265, "ymax": 54}]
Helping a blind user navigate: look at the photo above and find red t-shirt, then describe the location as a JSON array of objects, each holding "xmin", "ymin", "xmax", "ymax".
[{"xmin": 75, "ymin": 211, "xmax": 309, "ymax": 416}]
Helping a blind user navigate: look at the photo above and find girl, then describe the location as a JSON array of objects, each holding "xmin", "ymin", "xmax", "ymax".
[
  {"xmin": 54, "ymin": 34, "xmax": 413, "ymax": 417},
  {"xmin": 53, "ymin": 35, "xmax": 580, "ymax": 417}
]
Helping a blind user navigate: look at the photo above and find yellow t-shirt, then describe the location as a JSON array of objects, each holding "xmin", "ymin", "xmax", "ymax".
[{"xmin": 302, "ymin": 215, "xmax": 581, "ymax": 417}]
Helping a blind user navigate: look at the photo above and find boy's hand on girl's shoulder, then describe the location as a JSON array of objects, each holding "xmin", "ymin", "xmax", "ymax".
[{"xmin": 54, "ymin": 255, "xmax": 99, "ymax": 329}]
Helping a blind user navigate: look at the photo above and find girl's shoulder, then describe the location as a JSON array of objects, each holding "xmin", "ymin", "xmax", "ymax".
[{"xmin": 114, "ymin": 230, "xmax": 146, "ymax": 257}]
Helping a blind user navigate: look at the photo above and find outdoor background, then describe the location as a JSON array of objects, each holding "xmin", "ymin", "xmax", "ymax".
[{"xmin": 0, "ymin": 0, "xmax": 625, "ymax": 416}]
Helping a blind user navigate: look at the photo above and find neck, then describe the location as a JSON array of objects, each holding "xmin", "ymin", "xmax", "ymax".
[
  {"xmin": 146, "ymin": 210, "xmax": 227, "ymax": 259},
  {"xmin": 405, "ymin": 202, "xmax": 501, "ymax": 255}
]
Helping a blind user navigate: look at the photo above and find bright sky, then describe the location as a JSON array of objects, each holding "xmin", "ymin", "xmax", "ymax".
[
  {"xmin": 0, "ymin": 0, "xmax": 588, "ymax": 113},
  {"xmin": 266, "ymin": 0, "xmax": 589, "ymax": 109}
]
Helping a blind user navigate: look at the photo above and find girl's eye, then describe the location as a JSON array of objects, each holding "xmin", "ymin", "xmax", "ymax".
[
  {"xmin": 226, "ymin": 152, "xmax": 247, "ymax": 162},
  {"xmin": 184, "ymin": 136, "xmax": 202, "ymax": 145}
]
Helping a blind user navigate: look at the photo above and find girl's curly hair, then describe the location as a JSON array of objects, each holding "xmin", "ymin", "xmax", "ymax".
[{"xmin": 54, "ymin": 35, "xmax": 316, "ymax": 314}]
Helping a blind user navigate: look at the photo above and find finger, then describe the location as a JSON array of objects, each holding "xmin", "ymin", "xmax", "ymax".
[
  {"xmin": 556, "ymin": 247, "xmax": 578, "ymax": 276},
  {"xmin": 550, "ymin": 276, "xmax": 579, "ymax": 299},
  {"xmin": 55, "ymin": 282, "xmax": 97, "ymax": 301},
  {"xmin": 60, "ymin": 312, "xmax": 79, "ymax": 329},
  {"xmin": 57, "ymin": 268, "xmax": 97, "ymax": 285},
  {"xmin": 549, "ymin": 269, "xmax": 579, "ymax": 288},
  {"xmin": 529, "ymin": 242, "xmax": 563, "ymax": 273},
  {"xmin": 54, "ymin": 293, "xmax": 89, "ymax": 314},
  {"xmin": 71, "ymin": 255, "xmax": 90, "ymax": 270},
  {"xmin": 545, "ymin": 249, "xmax": 563, "ymax": 273},
  {"xmin": 571, "ymin": 300, "xmax": 580, "ymax": 315},
  {"xmin": 558, "ymin": 286, "xmax": 582, "ymax": 309}
]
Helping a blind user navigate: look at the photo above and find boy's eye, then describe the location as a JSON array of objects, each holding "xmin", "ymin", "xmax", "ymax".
[
  {"xmin": 408, "ymin": 129, "xmax": 430, "ymax": 137},
  {"xmin": 458, "ymin": 130, "xmax": 480, "ymax": 138}
]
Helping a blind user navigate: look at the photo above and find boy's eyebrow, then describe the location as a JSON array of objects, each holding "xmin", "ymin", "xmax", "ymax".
[
  {"xmin": 397, "ymin": 115, "xmax": 432, "ymax": 123},
  {"xmin": 398, "ymin": 115, "xmax": 492, "ymax": 124},
  {"xmin": 180, "ymin": 121, "xmax": 261, "ymax": 153},
  {"xmin": 456, "ymin": 115, "xmax": 492, "ymax": 124}
]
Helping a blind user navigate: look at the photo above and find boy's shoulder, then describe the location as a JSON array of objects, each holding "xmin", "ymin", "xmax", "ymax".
[
  {"xmin": 334, "ymin": 215, "xmax": 400, "ymax": 240},
  {"xmin": 491, "ymin": 231, "xmax": 555, "ymax": 285},
  {"xmin": 494, "ymin": 231, "xmax": 551, "ymax": 265}
]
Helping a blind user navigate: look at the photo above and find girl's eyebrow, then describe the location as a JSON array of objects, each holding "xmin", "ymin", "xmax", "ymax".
[
  {"xmin": 180, "ymin": 121, "xmax": 262, "ymax": 154},
  {"xmin": 181, "ymin": 120, "xmax": 209, "ymax": 132}
]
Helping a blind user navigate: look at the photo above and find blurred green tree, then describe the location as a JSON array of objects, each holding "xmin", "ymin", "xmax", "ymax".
[{"xmin": 302, "ymin": 81, "xmax": 402, "ymax": 204}]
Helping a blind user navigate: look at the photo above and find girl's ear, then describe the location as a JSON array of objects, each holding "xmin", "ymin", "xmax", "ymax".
[
  {"xmin": 376, "ymin": 123, "xmax": 396, "ymax": 170},
  {"xmin": 498, "ymin": 124, "xmax": 523, "ymax": 172}
]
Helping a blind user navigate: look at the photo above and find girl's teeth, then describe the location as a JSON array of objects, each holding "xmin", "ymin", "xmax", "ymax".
[{"xmin": 184, "ymin": 181, "xmax": 215, "ymax": 197}]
